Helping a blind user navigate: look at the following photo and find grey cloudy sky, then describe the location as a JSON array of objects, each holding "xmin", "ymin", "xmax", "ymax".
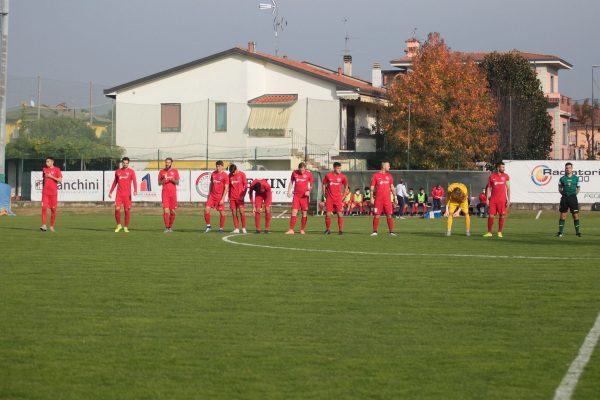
[{"xmin": 8, "ymin": 0, "xmax": 600, "ymax": 104}]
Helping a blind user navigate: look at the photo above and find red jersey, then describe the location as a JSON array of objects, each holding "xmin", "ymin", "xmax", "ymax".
[
  {"xmin": 42, "ymin": 167, "xmax": 62, "ymax": 196},
  {"xmin": 479, "ymin": 193, "xmax": 487, "ymax": 203},
  {"xmin": 323, "ymin": 172, "xmax": 348, "ymax": 201},
  {"xmin": 291, "ymin": 170, "xmax": 314, "ymax": 195},
  {"xmin": 209, "ymin": 170, "xmax": 229, "ymax": 199},
  {"xmin": 229, "ymin": 171, "xmax": 248, "ymax": 201},
  {"xmin": 488, "ymin": 173, "xmax": 510, "ymax": 201},
  {"xmin": 371, "ymin": 171, "xmax": 394, "ymax": 201},
  {"xmin": 249, "ymin": 179, "xmax": 271, "ymax": 202},
  {"xmin": 110, "ymin": 168, "xmax": 137, "ymax": 198},
  {"xmin": 158, "ymin": 168, "xmax": 179, "ymax": 196}
]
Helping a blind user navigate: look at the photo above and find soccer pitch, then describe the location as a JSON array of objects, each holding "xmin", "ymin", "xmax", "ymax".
[{"xmin": 1, "ymin": 210, "xmax": 600, "ymax": 399}]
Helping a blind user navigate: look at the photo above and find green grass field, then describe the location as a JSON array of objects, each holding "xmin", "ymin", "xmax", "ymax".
[{"xmin": 1, "ymin": 209, "xmax": 600, "ymax": 399}]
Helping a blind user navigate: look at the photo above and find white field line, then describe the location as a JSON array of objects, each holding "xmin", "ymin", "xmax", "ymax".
[
  {"xmin": 221, "ymin": 235, "xmax": 600, "ymax": 261},
  {"xmin": 554, "ymin": 312, "xmax": 600, "ymax": 400},
  {"xmin": 275, "ymin": 210, "xmax": 288, "ymax": 218}
]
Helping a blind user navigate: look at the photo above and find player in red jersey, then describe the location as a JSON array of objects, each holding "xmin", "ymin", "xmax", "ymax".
[
  {"xmin": 158, "ymin": 157, "xmax": 179, "ymax": 233},
  {"xmin": 286, "ymin": 162, "xmax": 314, "ymax": 235},
  {"xmin": 40, "ymin": 156, "xmax": 63, "ymax": 232},
  {"xmin": 228, "ymin": 164, "xmax": 248, "ymax": 234},
  {"xmin": 108, "ymin": 157, "xmax": 138, "ymax": 233},
  {"xmin": 322, "ymin": 162, "xmax": 348, "ymax": 235},
  {"xmin": 370, "ymin": 161, "xmax": 398, "ymax": 236},
  {"xmin": 204, "ymin": 160, "xmax": 229, "ymax": 233},
  {"xmin": 249, "ymin": 178, "xmax": 272, "ymax": 233},
  {"xmin": 484, "ymin": 161, "xmax": 511, "ymax": 238}
]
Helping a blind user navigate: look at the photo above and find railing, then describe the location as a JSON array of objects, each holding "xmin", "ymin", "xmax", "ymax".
[{"xmin": 291, "ymin": 132, "xmax": 332, "ymax": 170}]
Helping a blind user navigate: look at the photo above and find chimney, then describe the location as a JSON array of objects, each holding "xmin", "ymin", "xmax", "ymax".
[
  {"xmin": 337, "ymin": 67, "xmax": 343, "ymax": 75},
  {"xmin": 343, "ymin": 54, "xmax": 352, "ymax": 76},
  {"xmin": 372, "ymin": 63, "xmax": 382, "ymax": 88},
  {"xmin": 405, "ymin": 37, "xmax": 420, "ymax": 58},
  {"xmin": 248, "ymin": 41, "xmax": 256, "ymax": 53}
]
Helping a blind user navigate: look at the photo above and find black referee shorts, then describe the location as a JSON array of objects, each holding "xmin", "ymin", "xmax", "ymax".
[{"xmin": 559, "ymin": 195, "xmax": 579, "ymax": 213}]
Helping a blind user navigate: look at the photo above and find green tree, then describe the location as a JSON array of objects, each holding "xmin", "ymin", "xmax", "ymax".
[
  {"xmin": 6, "ymin": 116, "xmax": 124, "ymax": 169},
  {"xmin": 480, "ymin": 52, "xmax": 554, "ymax": 160},
  {"xmin": 383, "ymin": 33, "xmax": 498, "ymax": 170}
]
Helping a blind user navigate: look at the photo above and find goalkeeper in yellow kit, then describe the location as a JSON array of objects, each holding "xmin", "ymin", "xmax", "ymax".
[{"xmin": 444, "ymin": 182, "xmax": 471, "ymax": 237}]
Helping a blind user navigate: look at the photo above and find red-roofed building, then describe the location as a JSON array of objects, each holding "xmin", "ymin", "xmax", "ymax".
[
  {"xmin": 385, "ymin": 37, "xmax": 575, "ymax": 160},
  {"xmin": 104, "ymin": 43, "xmax": 388, "ymax": 170}
]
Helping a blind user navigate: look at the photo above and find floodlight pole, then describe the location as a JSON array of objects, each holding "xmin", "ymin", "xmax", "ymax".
[{"xmin": 0, "ymin": 0, "xmax": 8, "ymax": 183}]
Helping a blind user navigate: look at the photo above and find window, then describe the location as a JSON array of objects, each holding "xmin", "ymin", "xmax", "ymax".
[
  {"xmin": 562, "ymin": 123, "xmax": 568, "ymax": 146},
  {"xmin": 550, "ymin": 75, "xmax": 555, "ymax": 93},
  {"xmin": 215, "ymin": 103, "xmax": 227, "ymax": 132},
  {"xmin": 161, "ymin": 103, "xmax": 181, "ymax": 132}
]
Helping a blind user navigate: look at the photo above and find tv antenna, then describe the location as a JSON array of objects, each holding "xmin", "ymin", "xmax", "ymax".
[
  {"xmin": 259, "ymin": 0, "xmax": 287, "ymax": 55},
  {"xmin": 341, "ymin": 17, "xmax": 358, "ymax": 55}
]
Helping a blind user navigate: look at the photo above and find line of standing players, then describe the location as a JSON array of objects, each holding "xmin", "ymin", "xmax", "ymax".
[{"xmin": 40, "ymin": 157, "xmax": 580, "ymax": 237}]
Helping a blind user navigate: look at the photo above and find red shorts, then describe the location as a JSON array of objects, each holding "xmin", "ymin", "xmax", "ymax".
[
  {"xmin": 230, "ymin": 199, "xmax": 245, "ymax": 210},
  {"xmin": 115, "ymin": 194, "xmax": 132, "ymax": 209},
  {"xmin": 373, "ymin": 200, "xmax": 393, "ymax": 215},
  {"xmin": 162, "ymin": 192, "xmax": 177, "ymax": 210},
  {"xmin": 489, "ymin": 199, "xmax": 507, "ymax": 215},
  {"xmin": 206, "ymin": 195, "xmax": 225, "ymax": 211},
  {"xmin": 42, "ymin": 194, "xmax": 57, "ymax": 209},
  {"xmin": 254, "ymin": 193, "xmax": 272, "ymax": 209},
  {"xmin": 326, "ymin": 198, "xmax": 344, "ymax": 213},
  {"xmin": 292, "ymin": 194, "xmax": 309, "ymax": 211}
]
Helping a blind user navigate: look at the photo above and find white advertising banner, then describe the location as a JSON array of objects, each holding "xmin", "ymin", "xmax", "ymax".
[
  {"xmin": 103, "ymin": 170, "xmax": 191, "ymax": 202},
  {"xmin": 504, "ymin": 160, "xmax": 600, "ymax": 204},
  {"xmin": 31, "ymin": 171, "xmax": 104, "ymax": 202},
  {"xmin": 190, "ymin": 170, "xmax": 294, "ymax": 203}
]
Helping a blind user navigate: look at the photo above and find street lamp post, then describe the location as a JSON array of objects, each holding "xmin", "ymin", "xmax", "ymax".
[{"xmin": 592, "ymin": 65, "xmax": 600, "ymax": 158}]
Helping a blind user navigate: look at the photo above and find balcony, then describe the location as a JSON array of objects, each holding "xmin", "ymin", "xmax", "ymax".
[{"xmin": 546, "ymin": 93, "xmax": 572, "ymax": 113}]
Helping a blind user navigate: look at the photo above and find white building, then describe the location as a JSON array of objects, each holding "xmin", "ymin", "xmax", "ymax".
[{"xmin": 104, "ymin": 43, "xmax": 387, "ymax": 170}]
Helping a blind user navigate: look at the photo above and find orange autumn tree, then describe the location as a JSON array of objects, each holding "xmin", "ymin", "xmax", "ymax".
[{"xmin": 383, "ymin": 33, "xmax": 498, "ymax": 169}]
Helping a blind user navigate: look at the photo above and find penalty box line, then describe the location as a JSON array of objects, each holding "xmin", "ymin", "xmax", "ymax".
[
  {"xmin": 554, "ymin": 312, "xmax": 600, "ymax": 400},
  {"xmin": 222, "ymin": 235, "xmax": 600, "ymax": 261}
]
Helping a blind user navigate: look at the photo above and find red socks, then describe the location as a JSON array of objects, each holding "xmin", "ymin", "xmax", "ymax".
[
  {"xmin": 115, "ymin": 209, "xmax": 121, "ymax": 225},
  {"xmin": 290, "ymin": 215, "xmax": 297, "ymax": 230},
  {"xmin": 240, "ymin": 212, "xmax": 247, "ymax": 229},
  {"xmin": 255, "ymin": 212, "xmax": 261, "ymax": 230},
  {"xmin": 265, "ymin": 213, "xmax": 271, "ymax": 230},
  {"xmin": 169, "ymin": 213, "xmax": 176, "ymax": 228},
  {"xmin": 325, "ymin": 216, "xmax": 331, "ymax": 230},
  {"xmin": 373, "ymin": 216, "xmax": 380, "ymax": 232},
  {"xmin": 498, "ymin": 217, "xmax": 505, "ymax": 232},
  {"xmin": 50, "ymin": 209, "xmax": 56, "ymax": 226},
  {"xmin": 338, "ymin": 215, "xmax": 343, "ymax": 232},
  {"xmin": 387, "ymin": 216, "xmax": 393, "ymax": 232},
  {"xmin": 301, "ymin": 216, "xmax": 307, "ymax": 231},
  {"xmin": 163, "ymin": 213, "xmax": 169, "ymax": 228},
  {"xmin": 42, "ymin": 207, "xmax": 47, "ymax": 224},
  {"xmin": 204, "ymin": 212, "xmax": 211, "ymax": 226},
  {"xmin": 219, "ymin": 214, "xmax": 225, "ymax": 229},
  {"xmin": 487, "ymin": 217, "xmax": 494, "ymax": 232},
  {"xmin": 124, "ymin": 209, "xmax": 131, "ymax": 227},
  {"xmin": 232, "ymin": 213, "xmax": 239, "ymax": 229}
]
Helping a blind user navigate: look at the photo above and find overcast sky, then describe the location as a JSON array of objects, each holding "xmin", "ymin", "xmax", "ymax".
[{"xmin": 8, "ymin": 0, "xmax": 600, "ymax": 104}]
